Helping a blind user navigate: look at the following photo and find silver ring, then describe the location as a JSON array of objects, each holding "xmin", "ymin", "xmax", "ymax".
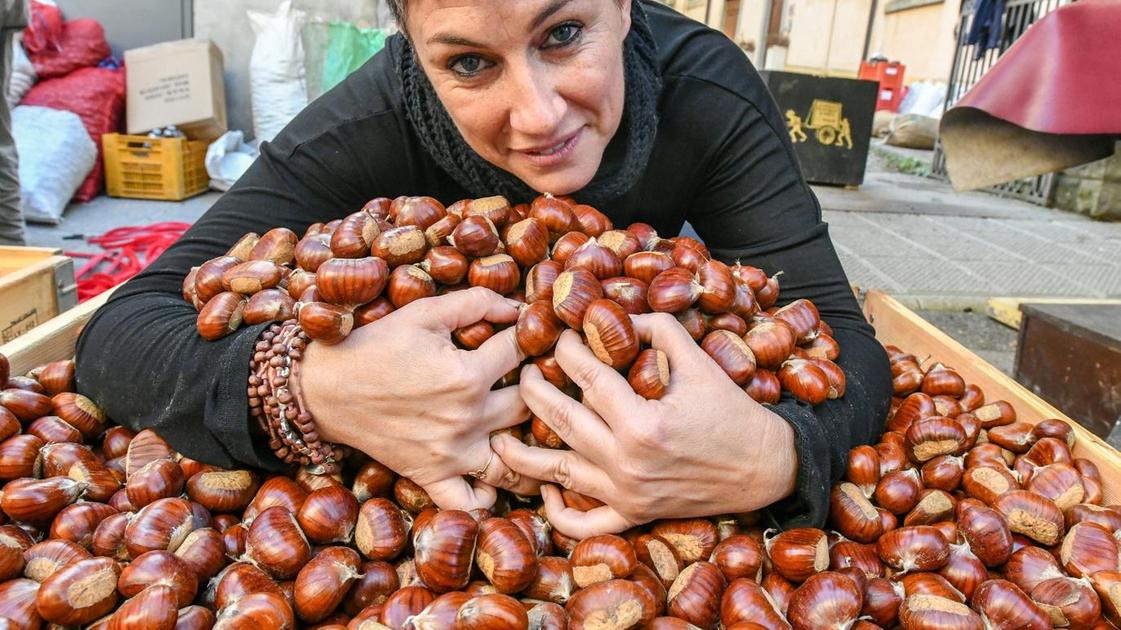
[{"xmin": 469, "ymin": 451, "xmax": 496, "ymax": 480}]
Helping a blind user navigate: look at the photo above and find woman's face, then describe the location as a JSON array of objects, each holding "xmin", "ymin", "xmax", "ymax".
[{"xmin": 406, "ymin": 0, "xmax": 632, "ymax": 196}]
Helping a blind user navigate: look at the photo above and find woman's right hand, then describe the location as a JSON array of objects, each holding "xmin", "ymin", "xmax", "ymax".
[{"xmin": 299, "ymin": 287, "xmax": 536, "ymax": 510}]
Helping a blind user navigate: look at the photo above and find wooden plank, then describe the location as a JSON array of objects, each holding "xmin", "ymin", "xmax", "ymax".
[
  {"xmin": 0, "ymin": 256, "xmax": 70, "ymax": 344},
  {"xmin": 0, "ymin": 288, "xmax": 117, "ymax": 376},
  {"xmin": 864, "ymin": 290, "xmax": 1121, "ymax": 504},
  {"xmin": 0, "ymin": 246, "xmax": 61, "ymax": 274},
  {"xmin": 987, "ymin": 296, "xmax": 1121, "ymax": 330}
]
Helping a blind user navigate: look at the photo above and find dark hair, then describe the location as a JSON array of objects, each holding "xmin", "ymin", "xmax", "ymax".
[{"xmin": 389, "ymin": 0, "xmax": 627, "ymax": 30}]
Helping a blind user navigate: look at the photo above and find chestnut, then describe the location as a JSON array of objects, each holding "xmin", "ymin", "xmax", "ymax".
[
  {"xmin": 297, "ymin": 485, "xmax": 359, "ymax": 545},
  {"xmin": 786, "ymin": 571, "xmax": 862, "ymax": 630},
  {"xmin": 569, "ymin": 534, "xmax": 638, "ymax": 588},
  {"xmin": 583, "ymin": 299, "xmax": 640, "ymax": 370},
  {"xmin": 35, "ymin": 556, "xmax": 121, "ymax": 626},
  {"xmin": 213, "ymin": 591, "xmax": 295, "ymax": 630},
  {"xmin": 701, "ymin": 330, "xmax": 757, "ymax": 385},
  {"xmin": 117, "ymin": 550, "xmax": 198, "ymax": 607},
  {"xmin": 719, "ymin": 577, "xmax": 789, "ymax": 629},
  {"xmin": 777, "ymin": 359, "xmax": 829, "ymax": 406},
  {"xmin": 371, "ymin": 225, "xmax": 429, "ymax": 268},
  {"xmin": 553, "ymin": 269, "xmax": 605, "ymax": 329},
  {"xmin": 293, "ymin": 546, "xmax": 362, "ymax": 623},
  {"xmin": 468, "ymin": 254, "xmax": 521, "ymax": 295},
  {"xmin": 897, "ymin": 594, "xmax": 983, "ymax": 630},
  {"xmin": 449, "ymin": 215, "xmax": 501, "ymax": 257},
  {"xmin": 517, "ymin": 301, "xmax": 566, "ymax": 357},
  {"xmin": 381, "ymin": 584, "xmax": 437, "ymax": 629},
  {"xmin": 650, "ymin": 519, "xmax": 719, "ymax": 564},
  {"xmin": 667, "ymin": 561, "xmax": 726, "ymax": 629},
  {"xmin": 354, "ymin": 498, "xmax": 411, "ymax": 561},
  {"xmin": 504, "ymin": 217, "xmax": 550, "ymax": 267},
  {"xmin": 299, "ymin": 301, "xmax": 354, "ymax": 345},
  {"xmin": 743, "ymin": 320, "xmax": 797, "ymax": 371},
  {"xmin": 1031, "ymin": 576, "xmax": 1101, "ymax": 629},
  {"xmin": 566, "ymin": 238, "xmax": 623, "ymax": 280},
  {"xmin": 197, "ymin": 291, "xmax": 247, "ymax": 341},
  {"xmin": 828, "ymin": 482, "xmax": 883, "ymax": 544},
  {"xmin": 316, "ymin": 257, "xmax": 389, "ymax": 308},
  {"xmin": 993, "ymin": 490, "xmax": 1065, "ymax": 546},
  {"xmin": 743, "ymin": 369, "xmax": 781, "ymax": 404},
  {"xmin": 876, "ymin": 526, "xmax": 949, "ymax": 573},
  {"xmin": 565, "ymin": 578, "xmax": 657, "ymax": 630},
  {"xmin": 413, "ymin": 509, "xmax": 478, "ymax": 592},
  {"xmin": 23, "ymin": 538, "xmax": 91, "ymax": 582},
  {"xmin": 474, "ymin": 517, "xmax": 539, "ymax": 593},
  {"xmin": 244, "ymin": 505, "xmax": 311, "ymax": 579},
  {"xmin": 764, "ymin": 528, "xmax": 829, "ymax": 583},
  {"xmin": 971, "ymin": 579, "xmax": 1051, "ymax": 630},
  {"xmin": 247, "ymin": 227, "xmax": 298, "ymax": 265},
  {"xmin": 387, "ymin": 264, "xmax": 437, "ymax": 308},
  {"xmin": 647, "ymin": 268, "xmax": 702, "ymax": 313},
  {"xmin": 526, "ymin": 260, "xmax": 564, "ymax": 304},
  {"xmin": 0, "ymin": 477, "xmax": 85, "ymax": 524},
  {"xmin": 530, "ymin": 194, "xmax": 578, "ymax": 242}
]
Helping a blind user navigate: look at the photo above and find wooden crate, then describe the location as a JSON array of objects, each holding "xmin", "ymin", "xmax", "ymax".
[
  {"xmin": 864, "ymin": 290, "xmax": 1121, "ymax": 504},
  {"xmin": 4, "ymin": 288, "xmax": 1119, "ymax": 505},
  {"xmin": 0, "ymin": 247, "xmax": 78, "ymax": 345}
]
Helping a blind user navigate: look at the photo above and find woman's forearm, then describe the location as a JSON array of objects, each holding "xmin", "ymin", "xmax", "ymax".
[{"xmin": 74, "ymin": 290, "xmax": 282, "ymax": 470}]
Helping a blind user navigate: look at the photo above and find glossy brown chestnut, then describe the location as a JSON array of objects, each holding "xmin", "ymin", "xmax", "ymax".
[
  {"xmin": 765, "ymin": 528, "xmax": 829, "ymax": 583},
  {"xmin": 474, "ymin": 517, "xmax": 539, "ymax": 593},
  {"xmin": 993, "ymin": 490, "xmax": 1065, "ymax": 546},
  {"xmin": 583, "ymin": 299, "xmax": 640, "ymax": 370},
  {"xmin": 565, "ymin": 578, "xmax": 657, "ymax": 630},
  {"xmin": 650, "ymin": 519, "xmax": 720, "ymax": 565},
  {"xmin": 828, "ymin": 482, "xmax": 883, "ymax": 544},
  {"xmin": 413, "ymin": 509, "xmax": 478, "ymax": 593},
  {"xmin": 244, "ymin": 505, "xmax": 311, "ymax": 579},
  {"xmin": 648, "ymin": 268, "xmax": 702, "ymax": 313},
  {"xmin": 35, "ymin": 556, "xmax": 121, "ymax": 626},
  {"xmin": 876, "ymin": 526, "xmax": 950, "ymax": 573}
]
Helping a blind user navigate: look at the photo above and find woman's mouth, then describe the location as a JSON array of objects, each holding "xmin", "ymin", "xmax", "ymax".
[{"xmin": 518, "ymin": 129, "xmax": 583, "ymax": 167}]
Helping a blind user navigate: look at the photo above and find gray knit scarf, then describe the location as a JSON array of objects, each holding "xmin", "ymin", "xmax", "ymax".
[{"xmin": 393, "ymin": 1, "xmax": 662, "ymax": 206}]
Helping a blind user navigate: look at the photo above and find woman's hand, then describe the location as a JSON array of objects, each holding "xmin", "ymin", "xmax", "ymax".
[
  {"xmin": 300, "ymin": 287, "xmax": 538, "ymax": 511},
  {"xmin": 491, "ymin": 313, "xmax": 799, "ymax": 537}
]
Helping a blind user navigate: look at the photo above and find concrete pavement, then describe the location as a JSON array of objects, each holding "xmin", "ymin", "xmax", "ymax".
[{"xmin": 817, "ymin": 149, "xmax": 1121, "ymax": 310}]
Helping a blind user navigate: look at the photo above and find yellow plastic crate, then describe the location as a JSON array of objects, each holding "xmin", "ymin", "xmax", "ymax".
[{"xmin": 103, "ymin": 133, "xmax": 209, "ymax": 201}]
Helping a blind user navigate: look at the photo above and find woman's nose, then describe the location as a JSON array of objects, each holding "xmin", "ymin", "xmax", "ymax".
[{"xmin": 506, "ymin": 61, "xmax": 566, "ymax": 137}]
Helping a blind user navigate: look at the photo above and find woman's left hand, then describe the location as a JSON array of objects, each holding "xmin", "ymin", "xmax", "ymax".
[{"xmin": 491, "ymin": 313, "xmax": 800, "ymax": 538}]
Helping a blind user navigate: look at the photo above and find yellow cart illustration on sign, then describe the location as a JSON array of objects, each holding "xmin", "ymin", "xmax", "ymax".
[{"xmin": 785, "ymin": 99, "xmax": 853, "ymax": 150}]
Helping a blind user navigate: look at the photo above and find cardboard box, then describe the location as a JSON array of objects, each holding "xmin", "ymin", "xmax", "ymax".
[{"xmin": 125, "ymin": 39, "xmax": 227, "ymax": 141}]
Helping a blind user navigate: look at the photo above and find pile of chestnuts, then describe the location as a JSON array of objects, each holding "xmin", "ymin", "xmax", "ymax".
[
  {"xmin": 183, "ymin": 194, "xmax": 845, "ymax": 408},
  {"xmin": 0, "ymin": 334, "xmax": 1120, "ymax": 628}
]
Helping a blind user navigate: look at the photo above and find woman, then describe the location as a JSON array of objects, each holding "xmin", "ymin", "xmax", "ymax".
[{"xmin": 76, "ymin": 0, "xmax": 892, "ymax": 537}]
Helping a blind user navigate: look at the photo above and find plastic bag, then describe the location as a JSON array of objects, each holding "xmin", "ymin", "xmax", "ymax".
[
  {"xmin": 27, "ymin": 18, "xmax": 110, "ymax": 79},
  {"xmin": 22, "ymin": 66, "xmax": 127, "ymax": 202},
  {"xmin": 205, "ymin": 130, "xmax": 259, "ymax": 192},
  {"xmin": 22, "ymin": 0, "xmax": 63, "ymax": 55},
  {"xmin": 11, "ymin": 106, "xmax": 97, "ymax": 224},
  {"xmin": 322, "ymin": 22, "xmax": 386, "ymax": 93},
  {"xmin": 248, "ymin": 1, "xmax": 308, "ymax": 143},
  {"xmin": 6, "ymin": 36, "xmax": 37, "ymax": 109}
]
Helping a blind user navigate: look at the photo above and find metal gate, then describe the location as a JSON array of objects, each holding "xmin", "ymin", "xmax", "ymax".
[{"xmin": 931, "ymin": 0, "xmax": 1072, "ymax": 205}]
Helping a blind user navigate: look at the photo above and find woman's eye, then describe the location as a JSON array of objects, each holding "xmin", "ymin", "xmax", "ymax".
[
  {"xmin": 449, "ymin": 55, "xmax": 490, "ymax": 77},
  {"xmin": 545, "ymin": 23, "xmax": 582, "ymax": 47}
]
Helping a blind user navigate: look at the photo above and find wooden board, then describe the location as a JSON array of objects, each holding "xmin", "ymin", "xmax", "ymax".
[
  {"xmin": 0, "ymin": 246, "xmax": 77, "ymax": 344},
  {"xmin": 864, "ymin": 290, "xmax": 1121, "ymax": 504},
  {"xmin": 986, "ymin": 296, "xmax": 1121, "ymax": 330},
  {"xmin": 0, "ymin": 288, "xmax": 117, "ymax": 376}
]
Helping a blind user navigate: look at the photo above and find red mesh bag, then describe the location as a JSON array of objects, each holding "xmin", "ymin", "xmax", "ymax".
[
  {"xmin": 27, "ymin": 18, "xmax": 111, "ymax": 79},
  {"xmin": 22, "ymin": 0, "xmax": 63, "ymax": 55},
  {"xmin": 22, "ymin": 66, "xmax": 127, "ymax": 202}
]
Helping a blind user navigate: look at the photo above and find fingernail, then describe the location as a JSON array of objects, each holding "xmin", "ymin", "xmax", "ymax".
[
  {"xmin": 490, "ymin": 434, "xmax": 507, "ymax": 453},
  {"xmin": 504, "ymin": 298, "xmax": 524, "ymax": 310}
]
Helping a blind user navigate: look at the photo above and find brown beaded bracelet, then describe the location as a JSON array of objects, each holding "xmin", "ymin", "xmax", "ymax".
[{"xmin": 248, "ymin": 319, "xmax": 342, "ymax": 474}]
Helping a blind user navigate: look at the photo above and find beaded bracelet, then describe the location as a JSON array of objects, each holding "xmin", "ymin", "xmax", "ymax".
[{"xmin": 248, "ymin": 319, "xmax": 342, "ymax": 474}]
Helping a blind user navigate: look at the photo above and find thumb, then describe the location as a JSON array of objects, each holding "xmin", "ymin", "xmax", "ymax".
[{"xmin": 411, "ymin": 286, "xmax": 522, "ymax": 332}]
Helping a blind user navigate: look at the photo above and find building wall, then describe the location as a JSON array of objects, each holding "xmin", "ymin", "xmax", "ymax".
[
  {"xmin": 193, "ymin": 0, "xmax": 390, "ymax": 138},
  {"xmin": 869, "ymin": 2, "xmax": 959, "ymax": 83},
  {"xmin": 783, "ymin": 0, "xmax": 872, "ymax": 77},
  {"xmin": 781, "ymin": 0, "xmax": 958, "ymax": 83}
]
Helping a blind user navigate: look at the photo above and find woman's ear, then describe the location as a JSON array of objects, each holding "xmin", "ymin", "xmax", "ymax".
[{"xmin": 619, "ymin": 0, "xmax": 633, "ymax": 35}]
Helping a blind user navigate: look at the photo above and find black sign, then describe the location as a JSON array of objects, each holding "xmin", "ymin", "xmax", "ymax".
[{"xmin": 760, "ymin": 71, "xmax": 879, "ymax": 186}]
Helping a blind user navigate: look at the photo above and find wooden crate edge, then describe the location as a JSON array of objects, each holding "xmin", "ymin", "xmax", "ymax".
[
  {"xmin": 0, "ymin": 288, "xmax": 117, "ymax": 375},
  {"xmin": 863, "ymin": 290, "xmax": 1121, "ymax": 502}
]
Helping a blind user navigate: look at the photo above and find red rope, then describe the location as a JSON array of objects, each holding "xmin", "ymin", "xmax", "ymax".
[{"xmin": 66, "ymin": 222, "xmax": 191, "ymax": 302}]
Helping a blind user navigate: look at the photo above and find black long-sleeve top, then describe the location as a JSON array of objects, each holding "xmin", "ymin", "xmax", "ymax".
[{"xmin": 75, "ymin": 1, "xmax": 892, "ymax": 529}]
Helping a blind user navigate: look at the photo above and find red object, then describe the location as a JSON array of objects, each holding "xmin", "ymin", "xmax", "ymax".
[
  {"xmin": 66, "ymin": 223, "xmax": 191, "ymax": 302},
  {"xmin": 26, "ymin": 18, "xmax": 110, "ymax": 79},
  {"xmin": 953, "ymin": 0, "xmax": 1121, "ymax": 135},
  {"xmin": 859, "ymin": 60, "xmax": 906, "ymax": 112},
  {"xmin": 21, "ymin": 66, "xmax": 127, "ymax": 202},
  {"xmin": 21, "ymin": 0, "xmax": 63, "ymax": 55}
]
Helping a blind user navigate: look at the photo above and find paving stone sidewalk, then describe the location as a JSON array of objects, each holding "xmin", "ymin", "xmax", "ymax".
[{"xmin": 816, "ymin": 152, "xmax": 1121, "ymax": 310}]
